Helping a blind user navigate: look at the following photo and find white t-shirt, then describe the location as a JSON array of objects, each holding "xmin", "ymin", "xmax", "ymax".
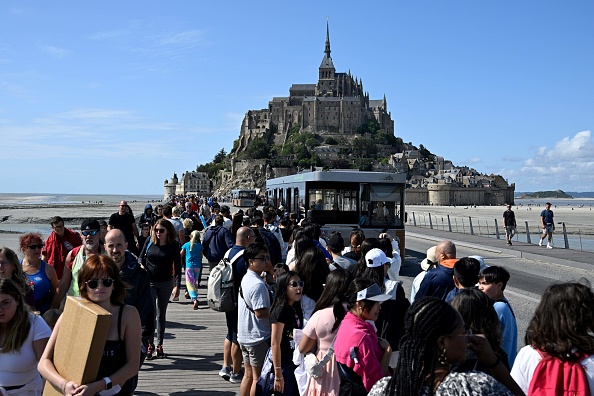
[
  {"xmin": 0, "ymin": 313, "xmax": 51, "ymax": 389},
  {"xmin": 511, "ymin": 345, "xmax": 594, "ymax": 395}
]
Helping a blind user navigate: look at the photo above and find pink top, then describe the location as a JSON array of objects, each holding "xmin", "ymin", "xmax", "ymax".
[{"xmin": 334, "ymin": 311, "xmax": 386, "ymax": 391}]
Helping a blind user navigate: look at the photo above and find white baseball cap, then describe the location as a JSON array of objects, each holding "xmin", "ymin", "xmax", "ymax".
[{"xmin": 365, "ymin": 248, "xmax": 391, "ymax": 268}]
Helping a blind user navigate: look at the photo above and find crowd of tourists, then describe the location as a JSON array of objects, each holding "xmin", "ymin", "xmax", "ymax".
[{"xmin": 0, "ymin": 195, "xmax": 593, "ymax": 396}]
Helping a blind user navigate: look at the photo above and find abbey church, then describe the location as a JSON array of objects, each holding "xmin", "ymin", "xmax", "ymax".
[{"xmin": 235, "ymin": 23, "xmax": 395, "ymax": 151}]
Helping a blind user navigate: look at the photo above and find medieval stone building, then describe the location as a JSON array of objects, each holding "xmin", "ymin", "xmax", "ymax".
[{"xmin": 236, "ymin": 22, "xmax": 395, "ymax": 151}]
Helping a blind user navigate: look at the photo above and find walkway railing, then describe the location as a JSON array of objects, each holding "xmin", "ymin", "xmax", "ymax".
[{"xmin": 409, "ymin": 211, "xmax": 594, "ymax": 252}]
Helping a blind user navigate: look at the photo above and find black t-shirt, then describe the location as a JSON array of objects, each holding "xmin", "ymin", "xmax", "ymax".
[
  {"xmin": 269, "ymin": 303, "xmax": 303, "ymax": 359},
  {"xmin": 502, "ymin": 210, "xmax": 516, "ymax": 226},
  {"xmin": 109, "ymin": 212, "xmax": 136, "ymax": 244}
]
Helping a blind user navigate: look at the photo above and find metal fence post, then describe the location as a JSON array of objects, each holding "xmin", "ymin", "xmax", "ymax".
[
  {"xmin": 469, "ymin": 217, "xmax": 474, "ymax": 235},
  {"xmin": 560, "ymin": 222, "xmax": 569, "ymax": 249},
  {"xmin": 412, "ymin": 212, "xmax": 417, "ymax": 227},
  {"xmin": 429, "ymin": 213, "xmax": 433, "ymax": 229},
  {"xmin": 447, "ymin": 215, "xmax": 452, "ymax": 232},
  {"xmin": 525, "ymin": 221, "xmax": 531, "ymax": 244},
  {"xmin": 494, "ymin": 219, "xmax": 500, "ymax": 239}
]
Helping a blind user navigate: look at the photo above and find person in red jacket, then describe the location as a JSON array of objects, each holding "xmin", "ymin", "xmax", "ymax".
[{"xmin": 41, "ymin": 216, "xmax": 82, "ymax": 280}]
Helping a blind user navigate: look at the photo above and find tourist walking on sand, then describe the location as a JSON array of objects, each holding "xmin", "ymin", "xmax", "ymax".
[
  {"xmin": 538, "ymin": 202, "xmax": 555, "ymax": 249},
  {"xmin": 41, "ymin": 216, "xmax": 82, "ymax": 280},
  {"xmin": 503, "ymin": 203, "xmax": 517, "ymax": 246},
  {"xmin": 19, "ymin": 233, "xmax": 58, "ymax": 315}
]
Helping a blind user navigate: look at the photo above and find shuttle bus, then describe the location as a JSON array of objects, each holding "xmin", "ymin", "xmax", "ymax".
[
  {"xmin": 266, "ymin": 170, "xmax": 406, "ymax": 255},
  {"xmin": 231, "ymin": 189, "xmax": 257, "ymax": 207}
]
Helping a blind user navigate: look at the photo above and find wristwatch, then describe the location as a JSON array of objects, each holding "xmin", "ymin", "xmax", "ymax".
[{"xmin": 103, "ymin": 377, "xmax": 112, "ymax": 390}]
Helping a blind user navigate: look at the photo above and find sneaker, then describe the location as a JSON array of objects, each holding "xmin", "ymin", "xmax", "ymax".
[
  {"xmin": 547, "ymin": 244, "xmax": 553, "ymax": 249},
  {"xmin": 229, "ymin": 371, "xmax": 243, "ymax": 383},
  {"xmin": 219, "ymin": 366, "xmax": 232, "ymax": 379},
  {"xmin": 146, "ymin": 344, "xmax": 155, "ymax": 360},
  {"xmin": 509, "ymin": 240, "xmax": 512, "ymax": 246},
  {"xmin": 538, "ymin": 239, "xmax": 543, "ymax": 247},
  {"xmin": 156, "ymin": 344, "xmax": 166, "ymax": 358}
]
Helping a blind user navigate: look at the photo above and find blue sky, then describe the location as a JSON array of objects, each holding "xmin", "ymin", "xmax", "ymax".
[{"xmin": 1, "ymin": 1, "xmax": 593, "ymax": 194}]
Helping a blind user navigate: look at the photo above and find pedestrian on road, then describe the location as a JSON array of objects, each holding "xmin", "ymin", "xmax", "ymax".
[
  {"xmin": 503, "ymin": 203, "xmax": 517, "ymax": 246},
  {"xmin": 538, "ymin": 202, "xmax": 555, "ymax": 249}
]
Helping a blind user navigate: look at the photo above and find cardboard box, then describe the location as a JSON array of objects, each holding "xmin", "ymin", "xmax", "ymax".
[{"xmin": 44, "ymin": 296, "xmax": 112, "ymax": 396}]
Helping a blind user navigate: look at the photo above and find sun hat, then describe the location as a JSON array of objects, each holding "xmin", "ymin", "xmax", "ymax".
[
  {"xmin": 365, "ymin": 248, "xmax": 391, "ymax": 268},
  {"xmin": 420, "ymin": 246, "xmax": 437, "ymax": 271},
  {"xmin": 356, "ymin": 283, "xmax": 391, "ymax": 302}
]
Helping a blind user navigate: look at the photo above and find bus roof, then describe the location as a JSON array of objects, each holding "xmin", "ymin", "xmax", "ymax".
[{"xmin": 266, "ymin": 170, "xmax": 406, "ymax": 187}]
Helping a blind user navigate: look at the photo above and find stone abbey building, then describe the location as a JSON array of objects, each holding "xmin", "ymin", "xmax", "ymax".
[{"xmin": 235, "ymin": 22, "xmax": 395, "ymax": 151}]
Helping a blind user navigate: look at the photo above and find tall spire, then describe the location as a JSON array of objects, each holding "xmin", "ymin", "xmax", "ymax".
[
  {"xmin": 324, "ymin": 18, "xmax": 331, "ymax": 59},
  {"xmin": 319, "ymin": 17, "xmax": 335, "ymax": 70}
]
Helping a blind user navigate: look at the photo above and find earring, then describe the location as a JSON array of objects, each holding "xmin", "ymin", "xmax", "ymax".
[{"xmin": 438, "ymin": 348, "xmax": 449, "ymax": 366}]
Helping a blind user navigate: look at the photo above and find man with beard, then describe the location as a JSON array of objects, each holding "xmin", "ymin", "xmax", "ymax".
[
  {"xmin": 105, "ymin": 229, "xmax": 154, "ymax": 382},
  {"xmin": 53, "ymin": 219, "xmax": 104, "ymax": 307}
]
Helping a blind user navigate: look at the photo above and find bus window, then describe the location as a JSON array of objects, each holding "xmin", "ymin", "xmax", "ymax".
[{"xmin": 361, "ymin": 184, "xmax": 403, "ymax": 227}]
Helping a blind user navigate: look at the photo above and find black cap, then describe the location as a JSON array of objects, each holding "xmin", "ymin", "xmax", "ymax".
[{"xmin": 81, "ymin": 219, "xmax": 100, "ymax": 230}]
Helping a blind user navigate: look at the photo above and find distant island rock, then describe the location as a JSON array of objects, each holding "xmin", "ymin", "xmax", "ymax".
[{"xmin": 518, "ymin": 190, "xmax": 573, "ymax": 199}]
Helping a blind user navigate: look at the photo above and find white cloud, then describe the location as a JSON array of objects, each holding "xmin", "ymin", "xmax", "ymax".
[
  {"xmin": 510, "ymin": 130, "xmax": 594, "ymax": 191},
  {"xmin": 466, "ymin": 157, "xmax": 481, "ymax": 165},
  {"xmin": 41, "ymin": 45, "xmax": 71, "ymax": 59}
]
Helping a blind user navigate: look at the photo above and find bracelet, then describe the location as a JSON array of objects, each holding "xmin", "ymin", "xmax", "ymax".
[
  {"xmin": 487, "ymin": 356, "xmax": 500, "ymax": 369},
  {"xmin": 275, "ymin": 377, "xmax": 284, "ymax": 382},
  {"xmin": 274, "ymin": 366, "xmax": 282, "ymax": 370}
]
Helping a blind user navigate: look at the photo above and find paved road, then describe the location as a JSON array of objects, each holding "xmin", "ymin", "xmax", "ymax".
[{"xmin": 133, "ymin": 225, "xmax": 594, "ymax": 395}]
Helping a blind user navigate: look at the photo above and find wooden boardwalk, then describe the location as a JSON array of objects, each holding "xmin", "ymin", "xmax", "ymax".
[{"xmin": 135, "ymin": 274, "xmax": 241, "ymax": 396}]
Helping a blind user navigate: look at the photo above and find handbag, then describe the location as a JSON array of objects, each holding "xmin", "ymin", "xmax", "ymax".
[
  {"xmin": 256, "ymin": 347, "xmax": 275, "ymax": 396},
  {"xmin": 304, "ymin": 333, "xmax": 337, "ymax": 379}
]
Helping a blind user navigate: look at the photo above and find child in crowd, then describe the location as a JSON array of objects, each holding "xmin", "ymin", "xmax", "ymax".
[
  {"xmin": 444, "ymin": 257, "xmax": 481, "ymax": 303},
  {"xmin": 136, "ymin": 223, "xmax": 151, "ymax": 254},
  {"xmin": 478, "ymin": 266, "xmax": 518, "ymax": 367}
]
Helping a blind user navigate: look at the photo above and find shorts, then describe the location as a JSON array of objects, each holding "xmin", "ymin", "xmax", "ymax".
[
  {"xmin": 542, "ymin": 224, "xmax": 554, "ymax": 234},
  {"xmin": 240, "ymin": 339, "xmax": 270, "ymax": 368},
  {"xmin": 505, "ymin": 226, "xmax": 516, "ymax": 237}
]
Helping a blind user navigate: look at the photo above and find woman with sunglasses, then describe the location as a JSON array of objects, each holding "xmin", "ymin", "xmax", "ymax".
[
  {"xmin": 140, "ymin": 219, "xmax": 181, "ymax": 359},
  {"xmin": 269, "ymin": 271, "xmax": 304, "ymax": 396},
  {"xmin": 368, "ymin": 297, "xmax": 523, "ymax": 396},
  {"xmin": 19, "ymin": 233, "xmax": 58, "ymax": 315},
  {"xmin": 0, "ymin": 247, "xmax": 35, "ymax": 308},
  {"xmin": 0, "ymin": 278, "xmax": 51, "ymax": 395},
  {"xmin": 39, "ymin": 255, "xmax": 141, "ymax": 396}
]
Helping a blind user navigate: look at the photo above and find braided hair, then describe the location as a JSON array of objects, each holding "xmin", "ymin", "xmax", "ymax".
[{"xmin": 386, "ymin": 297, "xmax": 460, "ymax": 396}]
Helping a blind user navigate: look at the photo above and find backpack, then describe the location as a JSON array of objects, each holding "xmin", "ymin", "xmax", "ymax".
[
  {"xmin": 528, "ymin": 349, "xmax": 591, "ymax": 396},
  {"xmin": 207, "ymin": 249, "xmax": 244, "ymax": 312}
]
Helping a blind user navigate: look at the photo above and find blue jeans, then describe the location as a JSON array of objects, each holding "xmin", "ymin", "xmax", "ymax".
[{"xmin": 150, "ymin": 279, "xmax": 174, "ymax": 345}]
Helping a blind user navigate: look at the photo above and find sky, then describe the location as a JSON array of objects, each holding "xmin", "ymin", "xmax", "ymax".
[{"xmin": 1, "ymin": 1, "xmax": 593, "ymax": 195}]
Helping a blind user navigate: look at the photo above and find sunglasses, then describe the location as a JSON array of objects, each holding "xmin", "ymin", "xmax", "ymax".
[
  {"xmin": 82, "ymin": 230, "xmax": 99, "ymax": 236},
  {"xmin": 155, "ymin": 228, "xmax": 167, "ymax": 234},
  {"xmin": 0, "ymin": 299, "xmax": 14, "ymax": 309},
  {"xmin": 28, "ymin": 244, "xmax": 44, "ymax": 250},
  {"xmin": 289, "ymin": 280, "xmax": 304, "ymax": 288},
  {"xmin": 86, "ymin": 278, "xmax": 114, "ymax": 289}
]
